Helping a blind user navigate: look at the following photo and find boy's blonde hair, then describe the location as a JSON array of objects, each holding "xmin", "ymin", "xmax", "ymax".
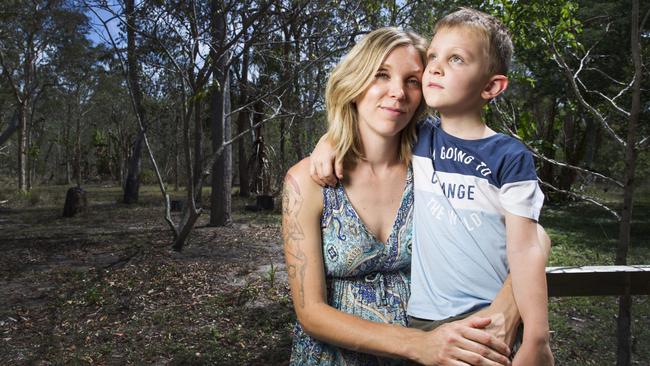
[
  {"xmin": 325, "ymin": 27, "xmax": 427, "ymax": 166},
  {"xmin": 434, "ymin": 7, "xmax": 513, "ymax": 76}
]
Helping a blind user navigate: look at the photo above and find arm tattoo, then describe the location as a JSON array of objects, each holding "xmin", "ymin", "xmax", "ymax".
[{"xmin": 282, "ymin": 174, "xmax": 308, "ymax": 308}]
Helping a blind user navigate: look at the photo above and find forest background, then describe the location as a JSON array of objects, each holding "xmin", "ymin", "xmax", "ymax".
[{"xmin": 0, "ymin": 0, "xmax": 648, "ymax": 365}]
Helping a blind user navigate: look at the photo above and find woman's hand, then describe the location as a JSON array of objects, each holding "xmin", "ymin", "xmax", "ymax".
[{"xmin": 410, "ymin": 316, "xmax": 512, "ymax": 366}]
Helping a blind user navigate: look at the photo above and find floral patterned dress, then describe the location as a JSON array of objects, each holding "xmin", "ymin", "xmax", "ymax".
[{"xmin": 289, "ymin": 167, "xmax": 414, "ymax": 365}]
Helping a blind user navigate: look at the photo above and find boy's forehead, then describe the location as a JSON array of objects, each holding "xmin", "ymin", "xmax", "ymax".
[{"xmin": 428, "ymin": 25, "xmax": 486, "ymax": 52}]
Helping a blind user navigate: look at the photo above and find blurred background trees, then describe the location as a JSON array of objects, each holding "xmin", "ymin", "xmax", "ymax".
[{"xmin": 0, "ymin": 0, "xmax": 647, "ymax": 248}]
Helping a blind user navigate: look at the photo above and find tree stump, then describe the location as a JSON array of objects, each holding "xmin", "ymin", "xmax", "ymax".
[
  {"xmin": 62, "ymin": 187, "xmax": 87, "ymax": 217},
  {"xmin": 245, "ymin": 195, "xmax": 274, "ymax": 212},
  {"xmin": 170, "ymin": 199, "xmax": 184, "ymax": 212},
  {"xmin": 256, "ymin": 195, "xmax": 274, "ymax": 210}
]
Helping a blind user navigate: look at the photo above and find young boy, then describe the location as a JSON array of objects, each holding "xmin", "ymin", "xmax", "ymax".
[{"xmin": 311, "ymin": 8, "xmax": 553, "ymax": 365}]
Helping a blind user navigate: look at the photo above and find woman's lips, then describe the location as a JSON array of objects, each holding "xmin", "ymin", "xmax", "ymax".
[{"xmin": 380, "ymin": 106, "xmax": 405, "ymax": 115}]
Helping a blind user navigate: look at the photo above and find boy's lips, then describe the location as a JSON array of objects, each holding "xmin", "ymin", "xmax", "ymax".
[{"xmin": 427, "ymin": 82, "xmax": 444, "ymax": 89}]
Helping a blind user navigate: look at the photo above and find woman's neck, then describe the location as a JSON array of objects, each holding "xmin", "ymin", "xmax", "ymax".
[{"xmin": 357, "ymin": 133, "xmax": 402, "ymax": 171}]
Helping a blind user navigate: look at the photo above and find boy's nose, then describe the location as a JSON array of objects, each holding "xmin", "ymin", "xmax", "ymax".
[{"xmin": 427, "ymin": 62, "xmax": 443, "ymax": 76}]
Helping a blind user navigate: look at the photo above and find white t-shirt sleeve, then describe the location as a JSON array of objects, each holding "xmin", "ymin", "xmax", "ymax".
[{"xmin": 498, "ymin": 152, "xmax": 544, "ymax": 221}]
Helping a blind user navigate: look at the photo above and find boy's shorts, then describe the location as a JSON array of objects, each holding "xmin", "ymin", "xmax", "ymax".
[{"xmin": 407, "ymin": 312, "xmax": 523, "ymax": 359}]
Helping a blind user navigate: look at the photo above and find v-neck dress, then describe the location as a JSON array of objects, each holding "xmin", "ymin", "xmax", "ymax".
[{"xmin": 289, "ymin": 166, "xmax": 414, "ymax": 365}]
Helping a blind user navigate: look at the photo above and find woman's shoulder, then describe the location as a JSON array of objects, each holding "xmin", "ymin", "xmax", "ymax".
[{"xmin": 284, "ymin": 157, "xmax": 324, "ymax": 208}]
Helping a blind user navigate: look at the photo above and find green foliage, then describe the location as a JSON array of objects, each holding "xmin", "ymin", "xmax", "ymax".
[{"xmin": 91, "ymin": 129, "xmax": 108, "ymax": 147}]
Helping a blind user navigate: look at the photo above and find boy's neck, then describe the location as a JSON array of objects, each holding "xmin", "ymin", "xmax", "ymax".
[{"xmin": 439, "ymin": 112, "xmax": 495, "ymax": 140}]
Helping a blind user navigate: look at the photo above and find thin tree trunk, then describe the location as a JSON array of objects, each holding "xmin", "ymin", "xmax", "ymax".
[
  {"xmin": 210, "ymin": 71, "xmax": 232, "ymax": 226},
  {"xmin": 236, "ymin": 103, "xmax": 250, "ymax": 197},
  {"xmin": 64, "ymin": 108, "xmax": 72, "ymax": 185},
  {"xmin": 17, "ymin": 103, "xmax": 28, "ymax": 192},
  {"xmin": 174, "ymin": 113, "xmax": 180, "ymax": 191},
  {"xmin": 193, "ymin": 100, "xmax": 203, "ymax": 204},
  {"xmin": 75, "ymin": 114, "xmax": 82, "ymax": 187},
  {"xmin": 0, "ymin": 111, "xmax": 20, "ymax": 146},
  {"xmin": 124, "ymin": 131, "xmax": 144, "ymax": 203},
  {"xmin": 533, "ymin": 96, "xmax": 557, "ymax": 188},
  {"xmin": 26, "ymin": 112, "xmax": 33, "ymax": 191},
  {"xmin": 172, "ymin": 87, "xmax": 201, "ymax": 251},
  {"xmin": 123, "ymin": 0, "xmax": 146, "ymax": 204},
  {"xmin": 616, "ymin": 1, "xmax": 641, "ymax": 365},
  {"xmin": 237, "ymin": 33, "xmax": 251, "ymax": 198},
  {"xmin": 209, "ymin": 0, "xmax": 232, "ymax": 226}
]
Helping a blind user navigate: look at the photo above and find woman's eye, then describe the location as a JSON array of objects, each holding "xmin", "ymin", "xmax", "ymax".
[
  {"xmin": 428, "ymin": 54, "xmax": 437, "ymax": 61},
  {"xmin": 375, "ymin": 72, "xmax": 389, "ymax": 79},
  {"xmin": 407, "ymin": 78, "xmax": 421, "ymax": 86}
]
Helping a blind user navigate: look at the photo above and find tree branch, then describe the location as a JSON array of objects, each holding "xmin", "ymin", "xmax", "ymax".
[
  {"xmin": 493, "ymin": 100, "xmax": 625, "ymax": 188},
  {"xmin": 0, "ymin": 110, "xmax": 20, "ymax": 146},
  {"xmin": 538, "ymin": 180, "xmax": 620, "ymax": 221},
  {"xmin": 543, "ymin": 31, "xmax": 627, "ymax": 147}
]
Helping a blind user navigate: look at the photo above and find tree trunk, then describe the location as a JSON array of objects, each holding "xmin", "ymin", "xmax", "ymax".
[
  {"xmin": 17, "ymin": 102, "xmax": 28, "ymax": 192},
  {"xmin": 558, "ymin": 113, "xmax": 581, "ymax": 191},
  {"xmin": 123, "ymin": 0, "xmax": 146, "ymax": 204},
  {"xmin": 209, "ymin": 0, "xmax": 231, "ymax": 227},
  {"xmin": 26, "ymin": 112, "xmax": 33, "ymax": 191},
  {"xmin": 582, "ymin": 115, "xmax": 598, "ymax": 168},
  {"xmin": 124, "ymin": 131, "xmax": 144, "ymax": 203},
  {"xmin": 193, "ymin": 100, "xmax": 203, "ymax": 205},
  {"xmin": 236, "ymin": 103, "xmax": 250, "ymax": 197},
  {"xmin": 0, "ymin": 111, "xmax": 20, "ymax": 146},
  {"xmin": 237, "ymin": 33, "xmax": 252, "ymax": 198},
  {"xmin": 616, "ymin": 2, "xmax": 641, "ymax": 365},
  {"xmin": 174, "ymin": 113, "xmax": 180, "ymax": 191},
  {"xmin": 75, "ymin": 114, "xmax": 82, "ymax": 187},
  {"xmin": 210, "ymin": 72, "xmax": 232, "ymax": 226},
  {"xmin": 533, "ymin": 96, "xmax": 557, "ymax": 188}
]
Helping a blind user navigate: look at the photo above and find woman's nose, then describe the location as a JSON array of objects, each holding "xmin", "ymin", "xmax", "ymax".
[{"xmin": 389, "ymin": 81, "xmax": 406, "ymax": 99}]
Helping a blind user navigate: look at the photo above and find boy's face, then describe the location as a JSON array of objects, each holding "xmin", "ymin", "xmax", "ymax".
[{"xmin": 422, "ymin": 26, "xmax": 492, "ymax": 116}]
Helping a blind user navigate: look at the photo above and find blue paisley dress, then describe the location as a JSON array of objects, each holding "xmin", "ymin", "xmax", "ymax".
[{"xmin": 289, "ymin": 166, "xmax": 414, "ymax": 365}]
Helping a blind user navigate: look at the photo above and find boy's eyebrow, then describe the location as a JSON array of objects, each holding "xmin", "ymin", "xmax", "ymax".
[{"xmin": 427, "ymin": 45, "xmax": 475, "ymax": 59}]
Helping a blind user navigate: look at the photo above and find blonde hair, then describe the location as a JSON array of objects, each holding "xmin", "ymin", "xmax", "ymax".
[
  {"xmin": 325, "ymin": 27, "xmax": 427, "ymax": 166},
  {"xmin": 434, "ymin": 7, "xmax": 513, "ymax": 75}
]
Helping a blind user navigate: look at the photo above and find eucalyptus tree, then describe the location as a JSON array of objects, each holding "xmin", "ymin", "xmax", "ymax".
[
  {"xmin": 545, "ymin": 2, "xmax": 648, "ymax": 364},
  {"xmin": 0, "ymin": 0, "xmax": 89, "ymax": 192},
  {"xmin": 485, "ymin": 1, "xmax": 648, "ymax": 363}
]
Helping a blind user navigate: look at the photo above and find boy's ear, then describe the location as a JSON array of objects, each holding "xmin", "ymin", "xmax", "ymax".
[{"xmin": 481, "ymin": 75, "xmax": 509, "ymax": 101}]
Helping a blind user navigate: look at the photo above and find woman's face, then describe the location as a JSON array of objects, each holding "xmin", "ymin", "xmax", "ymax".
[{"xmin": 354, "ymin": 45, "xmax": 424, "ymax": 140}]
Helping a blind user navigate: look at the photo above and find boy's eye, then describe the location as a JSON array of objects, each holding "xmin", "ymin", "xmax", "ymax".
[
  {"xmin": 428, "ymin": 53, "xmax": 437, "ymax": 61},
  {"xmin": 450, "ymin": 55, "xmax": 464, "ymax": 64}
]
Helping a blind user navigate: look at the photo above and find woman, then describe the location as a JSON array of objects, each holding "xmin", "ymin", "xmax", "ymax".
[{"xmin": 282, "ymin": 28, "xmax": 513, "ymax": 365}]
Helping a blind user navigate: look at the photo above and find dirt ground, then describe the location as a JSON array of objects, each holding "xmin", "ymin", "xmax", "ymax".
[
  {"xmin": 0, "ymin": 187, "xmax": 293, "ymax": 365},
  {"xmin": 1, "ymin": 185, "xmax": 649, "ymax": 365}
]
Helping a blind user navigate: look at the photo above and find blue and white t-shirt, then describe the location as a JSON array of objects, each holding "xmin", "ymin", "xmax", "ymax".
[{"xmin": 407, "ymin": 117, "xmax": 544, "ymax": 321}]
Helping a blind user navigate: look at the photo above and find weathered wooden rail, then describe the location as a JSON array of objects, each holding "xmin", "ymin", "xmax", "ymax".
[{"xmin": 546, "ymin": 265, "xmax": 650, "ymax": 297}]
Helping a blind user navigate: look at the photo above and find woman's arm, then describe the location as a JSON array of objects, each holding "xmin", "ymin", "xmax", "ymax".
[{"xmin": 283, "ymin": 158, "xmax": 512, "ymax": 365}]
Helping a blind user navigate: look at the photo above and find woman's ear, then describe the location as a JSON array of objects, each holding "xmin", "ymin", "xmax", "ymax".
[{"xmin": 481, "ymin": 75, "xmax": 509, "ymax": 101}]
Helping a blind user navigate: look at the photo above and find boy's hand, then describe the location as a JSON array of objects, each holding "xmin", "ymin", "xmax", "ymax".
[
  {"xmin": 309, "ymin": 135, "xmax": 342, "ymax": 187},
  {"xmin": 512, "ymin": 338, "xmax": 554, "ymax": 366},
  {"xmin": 473, "ymin": 276, "xmax": 521, "ymax": 347}
]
